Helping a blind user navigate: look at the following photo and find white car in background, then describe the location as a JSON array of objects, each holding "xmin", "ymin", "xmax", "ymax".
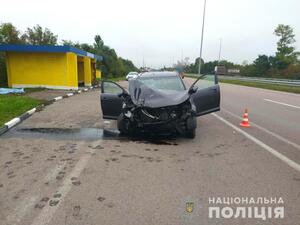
[{"xmin": 126, "ymin": 72, "xmax": 139, "ymax": 80}]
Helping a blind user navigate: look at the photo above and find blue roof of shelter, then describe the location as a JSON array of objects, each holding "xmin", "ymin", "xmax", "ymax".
[{"xmin": 0, "ymin": 44, "xmax": 103, "ymax": 61}]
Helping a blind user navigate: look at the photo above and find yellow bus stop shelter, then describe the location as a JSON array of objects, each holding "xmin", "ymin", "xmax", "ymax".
[{"xmin": 0, "ymin": 44, "xmax": 103, "ymax": 90}]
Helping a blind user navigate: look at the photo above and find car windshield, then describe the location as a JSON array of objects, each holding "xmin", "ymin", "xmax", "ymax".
[{"xmin": 139, "ymin": 76, "xmax": 185, "ymax": 91}]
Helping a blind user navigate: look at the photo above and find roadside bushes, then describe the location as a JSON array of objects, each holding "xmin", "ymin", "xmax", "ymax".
[{"xmin": 280, "ymin": 64, "xmax": 300, "ymax": 79}]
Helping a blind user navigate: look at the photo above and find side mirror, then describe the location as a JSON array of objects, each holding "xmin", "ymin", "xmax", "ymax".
[{"xmin": 188, "ymin": 85, "xmax": 198, "ymax": 94}]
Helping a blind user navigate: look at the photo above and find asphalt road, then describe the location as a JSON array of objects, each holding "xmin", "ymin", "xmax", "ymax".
[{"xmin": 0, "ymin": 79, "xmax": 299, "ymax": 225}]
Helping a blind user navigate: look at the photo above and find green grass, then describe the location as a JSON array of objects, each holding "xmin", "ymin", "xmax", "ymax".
[
  {"xmin": 0, "ymin": 95, "xmax": 45, "ymax": 126},
  {"xmin": 219, "ymin": 79, "xmax": 300, "ymax": 94}
]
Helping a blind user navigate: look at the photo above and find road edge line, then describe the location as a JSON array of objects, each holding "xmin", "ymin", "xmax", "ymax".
[
  {"xmin": 212, "ymin": 113, "xmax": 300, "ymax": 173},
  {"xmin": 264, "ymin": 98, "xmax": 300, "ymax": 109},
  {"xmin": 222, "ymin": 108, "xmax": 300, "ymax": 151}
]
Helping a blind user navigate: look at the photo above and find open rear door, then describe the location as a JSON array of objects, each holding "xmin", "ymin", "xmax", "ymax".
[
  {"xmin": 100, "ymin": 81, "xmax": 124, "ymax": 120},
  {"xmin": 191, "ymin": 74, "xmax": 220, "ymax": 116}
]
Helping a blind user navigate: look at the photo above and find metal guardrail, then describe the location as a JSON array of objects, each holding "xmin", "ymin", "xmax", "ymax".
[{"xmin": 218, "ymin": 75, "xmax": 300, "ymax": 87}]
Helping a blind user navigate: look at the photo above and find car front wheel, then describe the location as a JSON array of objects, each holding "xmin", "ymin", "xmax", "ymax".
[
  {"xmin": 117, "ymin": 113, "xmax": 132, "ymax": 135},
  {"xmin": 185, "ymin": 128, "xmax": 196, "ymax": 139}
]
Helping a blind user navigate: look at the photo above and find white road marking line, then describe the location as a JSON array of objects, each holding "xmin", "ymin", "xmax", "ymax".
[
  {"xmin": 5, "ymin": 162, "xmax": 68, "ymax": 225},
  {"xmin": 212, "ymin": 113, "xmax": 300, "ymax": 173},
  {"xmin": 44, "ymin": 162, "xmax": 68, "ymax": 183},
  {"xmin": 222, "ymin": 108, "xmax": 300, "ymax": 151},
  {"xmin": 264, "ymin": 98, "xmax": 300, "ymax": 109},
  {"xmin": 31, "ymin": 145, "xmax": 98, "ymax": 225},
  {"xmin": 5, "ymin": 118, "xmax": 21, "ymax": 128},
  {"xmin": 6, "ymin": 196, "xmax": 38, "ymax": 225}
]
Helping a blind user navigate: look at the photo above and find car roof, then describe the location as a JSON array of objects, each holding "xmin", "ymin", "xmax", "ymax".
[{"xmin": 138, "ymin": 71, "xmax": 180, "ymax": 78}]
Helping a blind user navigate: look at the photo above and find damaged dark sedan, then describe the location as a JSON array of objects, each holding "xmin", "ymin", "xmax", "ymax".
[{"xmin": 100, "ymin": 72, "xmax": 220, "ymax": 138}]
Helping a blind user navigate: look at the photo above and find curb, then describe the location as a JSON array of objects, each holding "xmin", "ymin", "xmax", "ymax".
[{"xmin": 0, "ymin": 85, "xmax": 100, "ymax": 136}]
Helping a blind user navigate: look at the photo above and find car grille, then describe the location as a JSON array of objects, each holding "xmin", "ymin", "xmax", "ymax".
[{"xmin": 139, "ymin": 107, "xmax": 180, "ymax": 123}]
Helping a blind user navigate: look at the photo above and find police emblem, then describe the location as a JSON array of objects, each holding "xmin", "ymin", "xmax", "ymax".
[{"xmin": 186, "ymin": 202, "xmax": 194, "ymax": 213}]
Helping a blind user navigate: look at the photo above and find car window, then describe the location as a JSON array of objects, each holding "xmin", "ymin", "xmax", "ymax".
[
  {"xmin": 139, "ymin": 76, "xmax": 185, "ymax": 91},
  {"xmin": 103, "ymin": 82, "xmax": 123, "ymax": 94},
  {"xmin": 194, "ymin": 75, "xmax": 216, "ymax": 89}
]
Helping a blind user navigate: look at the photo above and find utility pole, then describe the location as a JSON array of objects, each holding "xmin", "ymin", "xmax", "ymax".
[
  {"xmin": 198, "ymin": 0, "xmax": 207, "ymax": 75},
  {"xmin": 181, "ymin": 49, "xmax": 183, "ymax": 63},
  {"xmin": 218, "ymin": 38, "xmax": 222, "ymax": 64}
]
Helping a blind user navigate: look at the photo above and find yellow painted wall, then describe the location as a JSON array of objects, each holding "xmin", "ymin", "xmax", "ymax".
[
  {"xmin": 65, "ymin": 53, "xmax": 78, "ymax": 88},
  {"xmin": 6, "ymin": 52, "xmax": 78, "ymax": 89},
  {"xmin": 96, "ymin": 70, "xmax": 101, "ymax": 78},
  {"xmin": 83, "ymin": 56, "xmax": 92, "ymax": 86}
]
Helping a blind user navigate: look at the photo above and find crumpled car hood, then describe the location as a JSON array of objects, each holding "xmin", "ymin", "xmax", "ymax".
[{"xmin": 128, "ymin": 79, "xmax": 190, "ymax": 108}]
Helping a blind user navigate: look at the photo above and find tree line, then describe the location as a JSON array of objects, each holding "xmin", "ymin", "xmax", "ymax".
[
  {"xmin": 0, "ymin": 23, "xmax": 138, "ymax": 86},
  {"xmin": 173, "ymin": 24, "xmax": 300, "ymax": 79}
]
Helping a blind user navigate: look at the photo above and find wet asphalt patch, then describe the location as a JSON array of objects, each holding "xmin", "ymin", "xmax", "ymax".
[
  {"xmin": 7, "ymin": 128, "xmax": 120, "ymax": 141},
  {"xmin": 3, "ymin": 127, "xmax": 180, "ymax": 145}
]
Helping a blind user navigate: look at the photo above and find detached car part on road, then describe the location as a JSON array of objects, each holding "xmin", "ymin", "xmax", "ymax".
[{"xmin": 100, "ymin": 72, "xmax": 220, "ymax": 138}]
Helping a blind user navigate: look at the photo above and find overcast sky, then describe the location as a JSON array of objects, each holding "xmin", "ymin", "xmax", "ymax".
[{"xmin": 1, "ymin": 0, "xmax": 300, "ymax": 68}]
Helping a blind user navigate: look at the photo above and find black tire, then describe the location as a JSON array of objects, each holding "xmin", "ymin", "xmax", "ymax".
[
  {"xmin": 117, "ymin": 113, "xmax": 131, "ymax": 135},
  {"xmin": 186, "ymin": 128, "xmax": 196, "ymax": 139}
]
